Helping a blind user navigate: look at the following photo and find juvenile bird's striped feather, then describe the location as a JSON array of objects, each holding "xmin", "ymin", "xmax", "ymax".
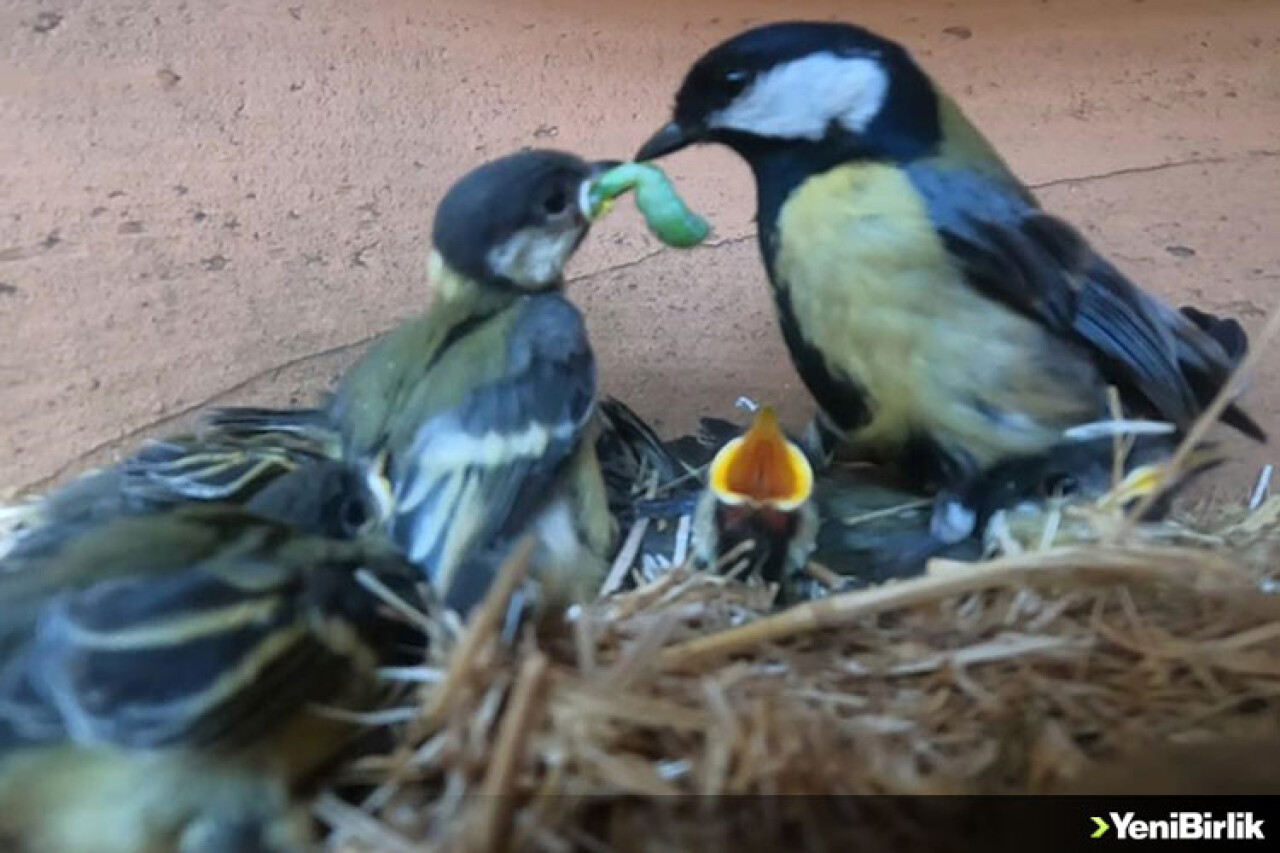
[{"xmin": 391, "ymin": 295, "xmax": 597, "ymax": 611}]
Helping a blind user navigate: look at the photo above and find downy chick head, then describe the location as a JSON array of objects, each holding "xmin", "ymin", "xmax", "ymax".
[
  {"xmin": 636, "ymin": 21, "xmax": 938, "ymax": 164},
  {"xmin": 694, "ymin": 408, "xmax": 817, "ymax": 600},
  {"xmin": 432, "ymin": 149, "xmax": 616, "ymax": 291}
]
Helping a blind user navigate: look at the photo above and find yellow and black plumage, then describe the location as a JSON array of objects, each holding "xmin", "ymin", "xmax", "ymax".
[
  {"xmin": 0, "ymin": 474, "xmax": 431, "ymax": 853},
  {"xmin": 316, "ymin": 150, "xmax": 618, "ymax": 615},
  {"xmin": 636, "ymin": 21, "xmax": 1263, "ymax": 535},
  {"xmin": 1, "ymin": 458, "xmax": 373, "ymax": 568}
]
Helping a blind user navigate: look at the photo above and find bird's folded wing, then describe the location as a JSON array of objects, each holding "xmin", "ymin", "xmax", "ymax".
[
  {"xmin": 9, "ymin": 558, "xmax": 348, "ymax": 750},
  {"xmin": 914, "ymin": 165, "xmax": 1257, "ymax": 435},
  {"xmin": 390, "ymin": 297, "xmax": 597, "ymax": 600}
]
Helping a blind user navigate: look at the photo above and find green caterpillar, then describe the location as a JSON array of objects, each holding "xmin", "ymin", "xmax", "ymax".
[{"xmin": 586, "ymin": 163, "xmax": 711, "ymax": 248}]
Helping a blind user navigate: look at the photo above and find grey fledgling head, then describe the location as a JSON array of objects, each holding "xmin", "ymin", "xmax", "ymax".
[{"xmin": 433, "ymin": 150, "xmax": 615, "ymax": 291}]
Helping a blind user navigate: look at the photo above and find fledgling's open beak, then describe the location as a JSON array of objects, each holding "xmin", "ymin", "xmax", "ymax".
[
  {"xmin": 708, "ymin": 408, "xmax": 814, "ymax": 511},
  {"xmin": 699, "ymin": 408, "xmax": 817, "ymax": 600},
  {"xmin": 635, "ymin": 121, "xmax": 702, "ymax": 162}
]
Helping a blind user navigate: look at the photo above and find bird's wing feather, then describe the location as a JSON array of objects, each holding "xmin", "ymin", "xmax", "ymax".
[
  {"xmin": 122, "ymin": 401, "xmax": 341, "ymax": 508},
  {"xmin": 0, "ymin": 507, "xmax": 398, "ymax": 750},
  {"xmin": 123, "ymin": 436, "xmax": 317, "ymax": 504},
  {"xmin": 595, "ymin": 396, "xmax": 682, "ymax": 519},
  {"xmin": 390, "ymin": 296, "xmax": 597, "ymax": 603},
  {"xmin": 910, "ymin": 165, "xmax": 1258, "ymax": 436},
  {"xmin": 0, "ymin": 505, "xmax": 250, "ymax": 648},
  {"xmin": 4, "ymin": 556, "xmax": 349, "ymax": 750}
]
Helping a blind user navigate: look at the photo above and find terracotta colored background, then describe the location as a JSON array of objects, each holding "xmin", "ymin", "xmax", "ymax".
[{"xmin": 2, "ymin": 0, "xmax": 1277, "ymax": 499}]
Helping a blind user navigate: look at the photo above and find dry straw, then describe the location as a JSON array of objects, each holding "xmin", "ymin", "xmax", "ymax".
[{"xmin": 319, "ymin": 303, "xmax": 1280, "ymax": 851}]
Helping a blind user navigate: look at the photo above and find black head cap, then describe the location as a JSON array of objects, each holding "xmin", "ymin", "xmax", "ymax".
[
  {"xmin": 637, "ymin": 21, "xmax": 938, "ymax": 164},
  {"xmin": 432, "ymin": 149, "xmax": 606, "ymax": 290},
  {"xmin": 677, "ymin": 22, "xmax": 901, "ymax": 124}
]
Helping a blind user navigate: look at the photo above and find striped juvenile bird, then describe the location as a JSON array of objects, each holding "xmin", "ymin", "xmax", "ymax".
[
  {"xmin": 9, "ymin": 151, "xmax": 619, "ymax": 617},
  {"xmin": 311, "ymin": 149, "xmax": 617, "ymax": 615},
  {"xmin": 636, "ymin": 21, "xmax": 1264, "ymax": 540},
  {"xmin": 0, "ymin": 472, "xmax": 431, "ymax": 853}
]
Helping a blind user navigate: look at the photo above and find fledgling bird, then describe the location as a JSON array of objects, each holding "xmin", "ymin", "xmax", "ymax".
[
  {"xmin": 12, "ymin": 151, "xmax": 619, "ymax": 618},
  {"xmin": 635, "ymin": 21, "xmax": 1264, "ymax": 540},
  {"xmin": 0, "ymin": 494, "xmax": 431, "ymax": 853}
]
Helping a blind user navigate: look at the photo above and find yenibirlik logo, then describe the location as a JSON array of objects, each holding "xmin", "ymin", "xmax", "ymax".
[{"xmin": 1091, "ymin": 812, "xmax": 1265, "ymax": 841}]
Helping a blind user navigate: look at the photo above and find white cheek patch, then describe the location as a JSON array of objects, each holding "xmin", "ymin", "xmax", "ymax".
[
  {"xmin": 710, "ymin": 54, "xmax": 889, "ymax": 140},
  {"xmin": 485, "ymin": 227, "xmax": 579, "ymax": 288}
]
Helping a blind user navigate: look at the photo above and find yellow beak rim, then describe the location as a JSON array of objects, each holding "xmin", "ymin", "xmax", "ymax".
[{"xmin": 708, "ymin": 408, "xmax": 814, "ymax": 511}]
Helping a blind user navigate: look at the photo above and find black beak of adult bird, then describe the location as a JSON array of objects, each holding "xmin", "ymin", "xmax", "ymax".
[
  {"xmin": 591, "ymin": 159, "xmax": 625, "ymax": 177},
  {"xmin": 693, "ymin": 408, "xmax": 818, "ymax": 603},
  {"xmin": 635, "ymin": 121, "xmax": 702, "ymax": 162}
]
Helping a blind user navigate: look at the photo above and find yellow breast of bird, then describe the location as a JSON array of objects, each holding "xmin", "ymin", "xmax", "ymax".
[
  {"xmin": 0, "ymin": 742, "xmax": 310, "ymax": 853},
  {"xmin": 773, "ymin": 163, "xmax": 1101, "ymax": 467},
  {"xmin": 0, "ymin": 702, "xmax": 362, "ymax": 853}
]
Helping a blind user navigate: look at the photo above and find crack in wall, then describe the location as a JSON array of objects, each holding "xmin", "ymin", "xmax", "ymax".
[
  {"xmin": 1030, "ymin": 149, "xmax": 1279, "ymax": 191},
  {"xmin": 17, "ymin": 235, "xmax": 761, "ymax": 492},
  {"xmin": 21, "ymin": 333, "xmax": 381, "ymax": 492}
]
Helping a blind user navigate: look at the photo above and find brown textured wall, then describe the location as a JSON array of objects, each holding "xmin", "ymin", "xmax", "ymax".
[{"xmin": 2, "ymin": 0, "xmax": 1277, "ymax": 497}]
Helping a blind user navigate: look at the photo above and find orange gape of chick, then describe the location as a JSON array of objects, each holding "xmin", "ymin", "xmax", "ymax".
[
  {"xmin": 696, "ymin": 407, "xmax": 818, "ymax": 598},
  {"xmin": 709, "ymin": 408, "xmax": 812, "ymax": 508}
]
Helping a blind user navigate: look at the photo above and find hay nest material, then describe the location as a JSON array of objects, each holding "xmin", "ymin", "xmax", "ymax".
[
  {"xmin": 319, "ymin": 491, "xmax": 1280, "ymax": 853},
  {"xmin": 319, "ymin": 309, "xmax": 1280, "ymax": 852}
]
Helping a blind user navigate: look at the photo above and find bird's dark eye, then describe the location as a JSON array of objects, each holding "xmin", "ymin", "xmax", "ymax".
[
  {"xmin": 339, "ymin": 495, "xmax": 369, "ymax": 534},
  {"xmin": 721, "ymin": 68, "xmax": 751, "ymax": 96},
  {"xmin": 542, "ymin": 189, "xmax": 569, "ymax": 216}
]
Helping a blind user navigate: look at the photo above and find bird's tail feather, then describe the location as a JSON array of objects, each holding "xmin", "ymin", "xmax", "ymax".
[
  {"xmin": 203, "ymin": 406, "xmax": 340, "ymax": 448},
  {"xmin": 1176, "ymin": 305, "xmax": 1266, "ymax": 442},
  {"xmin": 1180, "ymin": 305, "xmax": 1249, "ymax": 362},
  {"xmin": 124, "ymin": 437, "xmax": 318, "ymax": 505},
  {"xmin": 119, "ymin": 406, "xmax": 343, "ymax": 505},
  {"xmin": 596, "ymin": 396, "xmax": 688, "ymax": 513}
]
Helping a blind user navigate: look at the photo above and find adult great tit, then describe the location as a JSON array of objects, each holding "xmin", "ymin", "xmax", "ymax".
[
  {"xmin": 0, "ymin": 497, "xmax": 431, "ymax": 853},
  {"xmin": 636, "ymin": 22, "xmax": 1264, "ymax": 529}
]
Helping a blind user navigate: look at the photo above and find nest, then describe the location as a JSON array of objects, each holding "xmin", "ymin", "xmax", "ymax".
[
  {"xmin": 2, "ymin": 309, "xmax": 1269, "ymax": 851},
  {"xmin": 314, "ymin": 483, "xmax": 1280, "ymax": 852},
  {"xmin": 314, "ymin": 310, "xmax": 1280, "ymax": 851}
]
